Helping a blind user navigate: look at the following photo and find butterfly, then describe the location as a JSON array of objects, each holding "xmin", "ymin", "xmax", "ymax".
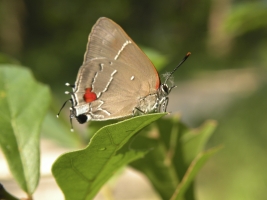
[{"xmin": 58, "ymin": 17, "xmax": 190, "ymax": 129}]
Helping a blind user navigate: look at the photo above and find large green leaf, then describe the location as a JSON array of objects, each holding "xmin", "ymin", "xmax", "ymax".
[
  {"xmin": 130, "ymin": 117, "xmax": 218, "ymax": 200},
  {"xmin": 52, "ymin": 113, "xmax": 165, "ymax": 200},
  {"xmin": 0, "ymin": 65, "xmax": 51, "ymax": 194}
]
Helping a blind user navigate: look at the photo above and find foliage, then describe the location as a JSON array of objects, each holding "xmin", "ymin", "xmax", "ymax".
[
  {"xmin": 0, "ymin": 65, "xmax": 218, "ymax": 199},
  {"xmin": 130, "ymin": 117, "xmax": 219, "ymax": 200},
  {"xmin": 224, "ymin": 2, "xmax": 267, "ymax": 37},
  {"xmin": 0, "ymin": 65, "xmax": 50, "ymax": 196},
  {"xmin": 52, "ymin": 113, "xmax": 165, "ymax": 200},
  {"xmin": 2, "ymin": 1, "xmax": 266, "ymax": 198},
  {"xmin": 52, "ymin": 114, "xmax": 218, "ymax": 200}
]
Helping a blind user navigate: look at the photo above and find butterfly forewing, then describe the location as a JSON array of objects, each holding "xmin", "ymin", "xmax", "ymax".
[
  {"xmin": 81, "ymin": 18, "xmax": 159, "ymax": 88},
  {"xmin": 73, "ymin": 17, "xmax": 161, "ymax": 120}
]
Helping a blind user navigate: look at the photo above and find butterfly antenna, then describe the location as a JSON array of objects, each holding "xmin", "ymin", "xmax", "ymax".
[
  {"xmin": 164, "ymin": 52, "xmax": 191, "ymax": 85},
  {"xmin": 57, "ymin": 99, "xmax": 71, "ymax": 118}
]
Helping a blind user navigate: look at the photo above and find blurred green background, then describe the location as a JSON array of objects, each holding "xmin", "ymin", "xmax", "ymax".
[{"xmin": 0, "ymin": 0, "xmax": 267, "ymax": 199}]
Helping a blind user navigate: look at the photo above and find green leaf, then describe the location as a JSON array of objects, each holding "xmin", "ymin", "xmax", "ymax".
[
  {"xmin": 224, "ymin": 2, "xmax": 267, "ymax": 36},
  {"xmin": 170, "ymin": 146, "xmax": 222, "ymax": 200},
  {"xmin": 130, "ymin": 134, "xmax": 180, "ymax": 199},
  {"xmin": 130, "ymin": 117, "xmax": 218, "ymax": 200},
  {"xmin": 179, "ymin": 120, "xmax": 217, "ymax": 165},
  {"xmin": 0, "ymin": 65, "xmax": 51, "ymax": 194},
  {"xmin": 52, "ymin": 113, "xmax": 165, "ymax": 200}
]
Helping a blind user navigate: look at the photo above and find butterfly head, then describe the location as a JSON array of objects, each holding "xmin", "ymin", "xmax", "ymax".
[{"xmin": 159, "ymin": 83, "xmax": 176, "ymax": 97}]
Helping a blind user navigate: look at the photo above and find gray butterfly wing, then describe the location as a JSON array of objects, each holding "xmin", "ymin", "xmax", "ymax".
[{"xmin": 73, "ymin": 17, "xmax": 160, "ymax": 120}]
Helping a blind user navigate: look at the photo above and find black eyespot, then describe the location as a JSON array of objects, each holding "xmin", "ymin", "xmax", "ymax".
[{"xmin": 76, "ymin": 114, "xmax": 88, "ymax": 124}]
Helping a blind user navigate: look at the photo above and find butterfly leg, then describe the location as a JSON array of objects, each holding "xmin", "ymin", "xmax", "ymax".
[
  {"xmin": 159, "ymin": 97, "xmax": 169, "ymax": 112},
  {"xmin": 133, "ymin": 107, "xmax": 145, "ymax": 116},
  {"xmin": 168, "ymin": 85, "xmax": 177, "ymax": 93}
]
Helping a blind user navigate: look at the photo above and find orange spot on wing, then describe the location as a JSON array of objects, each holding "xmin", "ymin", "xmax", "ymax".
[{"xmin": 83, "ymin": 88, "xmax": 97, "ymax": 103}]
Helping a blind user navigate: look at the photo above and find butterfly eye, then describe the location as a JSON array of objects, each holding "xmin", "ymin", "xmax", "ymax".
[
  {"xmin": 161, "ymin": 84, "xmax": 169, "ymax": 95},
  {"xmin": 76, "ymin": 114, "xmax": 88, "ymax": 124}
]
